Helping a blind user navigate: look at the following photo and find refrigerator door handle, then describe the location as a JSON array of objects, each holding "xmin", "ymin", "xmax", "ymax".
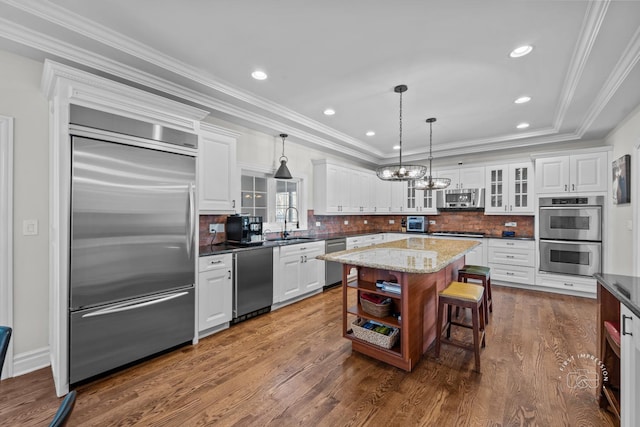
[
  {"xmin": 186, "ymin": 182, "xmax": 195, "ymax": 259},
  {"xmin": 82, "ymin": 291, "xmax": 189, "ymax": 318}
]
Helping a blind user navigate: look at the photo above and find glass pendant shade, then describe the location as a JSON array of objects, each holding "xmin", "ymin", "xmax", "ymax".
[
  {"xmin": 377, "ymin": 84, "xmax": 427, "ymax": 182},
  {"xmin": 413, "ymin": 117, "xmax": 450, "ymax": 190},
  {"xmin": 274, "ymin": 133, "xmax": 293, "ymax": 179}
]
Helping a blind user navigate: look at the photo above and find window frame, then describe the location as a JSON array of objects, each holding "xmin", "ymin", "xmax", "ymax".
[{"xmin": 238, "ymin": 163, "xmax": 308, "ymax": 234}]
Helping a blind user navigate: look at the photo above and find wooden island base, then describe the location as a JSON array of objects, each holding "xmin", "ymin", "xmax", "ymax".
[{"xmin": 342, "ymin": 256, "xmax": 464, "ymax": 371}]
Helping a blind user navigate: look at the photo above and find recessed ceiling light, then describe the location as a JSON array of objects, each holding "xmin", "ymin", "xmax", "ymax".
[
  {"xmin": 393, "ymin": 145, "xmax": 401, "ymax": 150},
  {"xmin": 251, "ymin": 70, "xmax": 267, "ymax": 80},
  {"xmin": 323, "ymin": 108, "xmax": 336, "ymax": 116},
  {"xmin": 366, "ymin": 131, "xmax": 375, "ymax": 137},
  {"xmin": 514, "ymin": 96, "xmax": 531, "ymax": 104},
  {"xmin": 510, "ymin": 45, "xmax": 533, "ymax": 58},
  {"xmin": 517, "ymin": 122, "xmax": 530, "ymax": 129}
]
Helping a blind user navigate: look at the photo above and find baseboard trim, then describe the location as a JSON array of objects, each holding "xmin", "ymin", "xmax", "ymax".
[{"xmin": 13, "ymin": 346, "xmax": 50, "ymax": 377}]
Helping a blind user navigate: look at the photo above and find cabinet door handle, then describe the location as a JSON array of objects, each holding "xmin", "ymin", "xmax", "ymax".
[
  {"xmin": 304, "ymin": 255, "xmax": 307, "ymax": 263},
  {"xmin": 622, "ymin": 315, "xmax": 633, "ymax": 336},
  {"xmin": 506, "ymin": 255, "xmax": 514, "ymax": 259},
  {"xmin": 228, "ymin": 270, "xmax": 231, "ymax": 280},
  {"xmin": 563, "ymin": 283, "xmax": 574, "ymax": 287},
  {"xmin": 506, "ymin": 242, "xmax": 514, "ymax": 246},
  {"xmin": 564, "ymin": 184, "xmax": 568, "ymax": 191},
  {"xmin": 232, "ymin": 199, "xmax": 236, "ymax": 209},
  {"xmin": 506, "ymin": 272, "xmax": 515, "ymax": 276},
  {"xmin": 209, "ymin": 259, "xmax": 223, "ymax": 265},
  {"xmin": 572, "ymin": 184, "xmax": 575, "ymax": 191}
]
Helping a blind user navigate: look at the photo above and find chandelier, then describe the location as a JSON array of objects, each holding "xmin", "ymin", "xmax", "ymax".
[
  {"xmin": 376, "ymin": 85, "xmax": 427, "ymax": 181},
  {"xmin": 414, "ymin": 117, "xmax": 451, "ymax": 190}
]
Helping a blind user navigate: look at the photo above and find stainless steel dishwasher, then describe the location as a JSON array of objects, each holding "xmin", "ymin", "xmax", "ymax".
[
  {"xmin": 324, "ymin": 238, "xmax": 346, "ymax": 290},
  {"xmin": 232, "ymin": 247, "xmax": 273, "ymax": 323}
]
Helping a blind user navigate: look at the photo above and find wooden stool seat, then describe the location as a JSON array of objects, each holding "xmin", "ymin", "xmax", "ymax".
[
  {"xmin": 458, "ymin": 265, "xmax": 492, "ymax": 324},
  {"xmin": 435, "ymin": 281, "xmax": 486, "ymax": 373},
  {"xmin": 599, "ymin": 320, "xmax": 621, "ymax": 420}
]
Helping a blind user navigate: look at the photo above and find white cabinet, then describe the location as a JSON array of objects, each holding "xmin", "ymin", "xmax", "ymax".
[
  {"xmin": 405, "ymin": 181, "xmax": 438, "ymax": 214},
  {"xmin": 535, "ymin": 151, "xmax": 608, "ymax": 194},
  {"xmin": 536, "ymin": 273, "xmax": 596, "ymax": 295},
  {"xmin": 274, "ymin": 241, "xmax": 325, "ymax": 304},
  {"xmin": 485, "ymin": 162, "xmax": 534, "ymax": 214},
  {"xmin": 438, "ymin": 166, "xmax": 485, "ymax": 189},
  {"xmin": 198, "ymin": 124, "xmax": 239, "ymax": 212},
  {"xmin": 346, "ymin": 234, "xmax": 384, "ymax": 250},
  {"xmin": 198, "ymin": 254, "xmax": 233, "ymax": 334},
  {"xmin": 488, "ymin": 239, "xmax": 535, "ymax": 285},
  {"xmin": 313, "ymin": 160, "xmax": 377, "ymax": 214},
  {"xmin": 621, "ymin": 304, "xmax": 640, "ymax": 426}
]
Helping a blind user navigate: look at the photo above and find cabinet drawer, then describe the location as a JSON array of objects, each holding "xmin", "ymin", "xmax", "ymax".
[
  {"xmin": 537, "ymin": 274, "xmax": 596, "ymax": 294},
  {"xmin": 488, "ymin": 247, "xmax": 534, "ymax": 267},
  {"xmin": 199, "ymin": 254, "xmax": 232, "ymax": 273},
  {"xmin": 488, "ymin": 239, "xmax": 534, "ymax": 250},
  {"xmin": 279, "ymin": 241, "xmax": 324, "ymax": 257},
  {"xmin": 488, "ymin": 263, "xmax": 535, "ymax": 285}
]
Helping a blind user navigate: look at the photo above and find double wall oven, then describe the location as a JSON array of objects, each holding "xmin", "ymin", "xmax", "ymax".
[{"xmin": 539, "ymin": 196, "xmax": 603, "ymax": 277}]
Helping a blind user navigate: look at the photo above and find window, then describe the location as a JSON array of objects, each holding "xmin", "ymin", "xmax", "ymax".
[
  {"xmin": 240, "ymin": 175, "xmax": 268, "ymax": 219},
  {"xmin": 240, "ymin": 172, "xmax": 305, "ymax": 231}
]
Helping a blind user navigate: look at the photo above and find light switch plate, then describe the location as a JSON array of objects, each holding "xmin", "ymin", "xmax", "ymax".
[
  {"xmin": 505, "ymin": 222, "xmax": 517, "ymax": 227},
  {"xmin": 364, "ymin": 220, "xmax": 368, "ymax": 224},
  {"xmin": 23, "ymin": 219, "xmax": 38, "ymax": 236},
  {"xmin": 344, "ymin": 220, "xmax": 349, "ymax": 225},
  {"xmin": 389, "ymin": 220, "xmax": 395, "ymax": 224},
  {"xmin": 429, "ymin": 220, "xmax": 436, "ymax": 225},
  {"xmin": 315, "ymin": 221, "xmax": 321, "ymax": 227}
]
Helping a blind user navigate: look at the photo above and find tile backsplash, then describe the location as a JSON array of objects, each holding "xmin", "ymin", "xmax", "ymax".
[{"xmin": 199, "ymin": 210, "xmax": 534, "ymax": 244}]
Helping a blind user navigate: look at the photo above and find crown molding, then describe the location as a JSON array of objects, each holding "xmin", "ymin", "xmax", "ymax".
[{"xmin": 553, "ymin": 0, "xmax": 610, "ymax": 131}]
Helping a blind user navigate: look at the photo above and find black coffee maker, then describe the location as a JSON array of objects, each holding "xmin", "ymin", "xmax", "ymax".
[{"xmin": 226, "ymin": 215, "xmax": 263, "ymax": 245}]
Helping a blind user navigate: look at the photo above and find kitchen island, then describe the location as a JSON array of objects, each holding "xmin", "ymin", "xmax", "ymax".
[{"xmin": 319, "ymin": 236, "xmax": 479, "ymax": 371}]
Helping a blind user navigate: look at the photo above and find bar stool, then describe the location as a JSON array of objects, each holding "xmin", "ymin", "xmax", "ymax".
[
  {"xmin": 458, "ymin": 265, "xmax": 492, "ymax": 324},
  {"xmin": 599, "ymin": 320, "xmax": 621, "ymax": 421},
  {"xmin": 435, "ymin": 281, "xmax": 486, "ymax": 373}
]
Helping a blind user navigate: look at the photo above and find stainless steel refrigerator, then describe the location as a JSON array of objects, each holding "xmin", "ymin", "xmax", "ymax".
[{"xmin": 69, "ymin": 135, "xmax": 196, "ymax": 384}]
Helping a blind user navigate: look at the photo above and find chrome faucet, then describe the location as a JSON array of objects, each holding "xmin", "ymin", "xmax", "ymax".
[{"xmin": 282, "ymin": 206, "xmax": 299, "ymax": 239}]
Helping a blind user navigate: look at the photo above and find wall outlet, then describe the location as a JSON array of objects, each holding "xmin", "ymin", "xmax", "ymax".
[
  {"xmin": 429, "ymin": 220, "xmax": 436, "ymax": 225},
  {"xmin": 344, "ymin": 220, "xmax": 349, "ymax": 225},
  {"xmin": 315, "ymin": 221, "xmax": 321, "ymax": 227},
  {"xmin": 505, "ymin": 222, "xmax": 517, "ymax": 227},
  {"xmin": 389, "ymin": 219, "xmax": 395, "ymax": 224},
  {"xmin": 209, "ymin": 223, "xmax": 224, "ymax": 233},
  {"xmin": 364, "ymin": 220, "xmax": 368, "ymax": 225}
]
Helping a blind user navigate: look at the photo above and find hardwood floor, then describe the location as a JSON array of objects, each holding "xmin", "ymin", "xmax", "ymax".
[{"xmin": 0, "ymin": 285, "xmax": 617, "ymax": 426}]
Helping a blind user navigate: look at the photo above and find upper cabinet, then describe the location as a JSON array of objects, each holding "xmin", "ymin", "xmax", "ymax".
[
  {"xmin": 535, "ymin": 151, "xmax": 608, "ymax": 194},
  {"xmin": 485, "ymin": 162, "xmax": 534, "ymax": 215},
  {"xmin": 438, "ymin": 166, "xmax": 485, "ymax": 189},
  {"xmin": 198, "ymin": 124, "xmax": 241, "ymax": 213}
]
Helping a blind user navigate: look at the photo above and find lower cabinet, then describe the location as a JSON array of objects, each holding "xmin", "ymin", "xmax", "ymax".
[
  {"xmin": 488, "ymin": 239, "xmax": 535, "ymax": 285},
  {"xmin": 621, "ymin": 304, "xmax": 640, "ymax": 426},
  {"xmin": 273, "ymin": 241, "xmax": 325, "ymax": 305},
  {"xmin": 536, "ymin": 273, "xmax": 596, "ymax": 295},
  {"xmin": 198, "ymin": 254, "xmax": 233, "ymax": 335}
]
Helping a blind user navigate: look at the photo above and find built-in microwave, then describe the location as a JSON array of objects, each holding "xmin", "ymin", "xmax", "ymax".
[
  {"xmin": 406, "ymin": 216, "xmax": 425, "ymax": 232},
  {"xmin": 436, "ymin": 188, "xmax": 485, "ymax": 209}
]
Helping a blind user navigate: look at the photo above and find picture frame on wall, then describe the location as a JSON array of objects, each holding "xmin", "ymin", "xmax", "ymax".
[{"xmin": 612, "ymin": 154, "xmax": 631, "ymax": 205}]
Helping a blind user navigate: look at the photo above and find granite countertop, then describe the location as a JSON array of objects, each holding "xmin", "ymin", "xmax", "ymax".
[
  {"xmin": 594, "ymin": 273, "xmax": 640, "ymax": 318},
  {"xmin": 317, "ymin": 237, "xmax": 479, "ymax": 274}
]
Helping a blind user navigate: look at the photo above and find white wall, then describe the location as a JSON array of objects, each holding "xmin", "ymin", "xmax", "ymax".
[
  {"xmin": 0, "ymin": 50, "xmax": 49, "ymax": 355},
  {"xmin": 605, "ymin": 103, "xmax": 640, "ymax": 275}
]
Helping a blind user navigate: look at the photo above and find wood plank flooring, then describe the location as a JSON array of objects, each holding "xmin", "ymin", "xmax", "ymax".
[{"xmin": 0, "ymin": 285, "xmax": 617, "ymax": 426}]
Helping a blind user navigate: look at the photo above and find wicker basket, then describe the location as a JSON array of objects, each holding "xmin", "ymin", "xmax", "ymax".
[
  {"xmin": 360, "ymin": 294, "xmax": 392, "ymax": 318},
  {"xmin": 351, "ymin": 318, "xmax": 399, "ymax": 349}
]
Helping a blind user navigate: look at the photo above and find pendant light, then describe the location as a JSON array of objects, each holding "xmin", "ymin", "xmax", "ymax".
[
  {"xmin": 414, "ymin": 118, "xmax": 451, "ymax": 190},
  {"xmin": 274, "ymin": 133, "xmax": 292, "ymax": 179},
  {"xmin": 376, "ymin": 85, "xmax": 427, "ymax": 181}
]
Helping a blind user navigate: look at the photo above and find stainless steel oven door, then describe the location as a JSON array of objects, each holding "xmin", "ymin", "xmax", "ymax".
[
  {"xmin": 539, "ymin": 206, "xmax": 602, "ymax": 241},
  {"xmin": 539, "ymin": 240, "xmax": 601, "ymax": 276}
]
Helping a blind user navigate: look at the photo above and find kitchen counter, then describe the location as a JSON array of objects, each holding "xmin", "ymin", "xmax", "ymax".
[
  {"xmin": 318, "ymin": 237, "xmax": 479, "ymax": 274},
  {"xmin": 594, "ymin": 273, "xmax": 640, "ymax": 318},
  {"xmin": 328, "ymin": 236, "xmax": 476, "ymax": 371}
]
